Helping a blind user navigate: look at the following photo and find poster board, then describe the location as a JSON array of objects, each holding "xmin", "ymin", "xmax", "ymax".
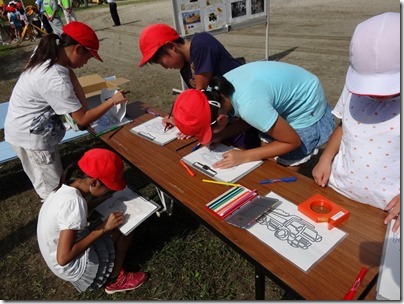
[{"xmin": 172, "ymin": 0, "xmax": 269, "ymax": 38}]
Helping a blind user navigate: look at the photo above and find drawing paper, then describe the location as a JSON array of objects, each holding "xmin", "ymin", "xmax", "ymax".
[
  {"xmin": 247, "ymin": 192, "xmax": 347, "ymax": 272},
  {"xmin": 95, "ymin": 187, "xmax": 160, "ymax": 236},
  {"xmin": 182, "ymin": 143, "xmax": 263, "ymax": 183},
  {"xmin": 130, "ymin": 116, "xmax": 179, "ymax": 146},
  {"xmin": 376, "ymin": 219, "xmax": 400, "ymax": 300}
]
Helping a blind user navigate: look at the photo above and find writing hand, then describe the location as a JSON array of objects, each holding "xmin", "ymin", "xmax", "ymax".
[
  {"xmin": 384, "ymin": 194, "xmax": 400, "ymax": 233},
  {"xmin": 104, "ymin": 211, "xmax": 125, "ymax": 232},
  {"xmin": 111, "ymin": 90, "xmax": 129, "ymax": 106}
]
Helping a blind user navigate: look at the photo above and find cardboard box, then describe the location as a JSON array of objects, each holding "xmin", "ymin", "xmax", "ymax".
[{"xmin": 78, "ymin": 74, "xmax": 130, "ymax": 98}]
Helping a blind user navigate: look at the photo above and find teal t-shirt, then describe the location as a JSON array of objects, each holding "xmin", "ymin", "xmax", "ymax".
[{"xmin": 223, "ymin": 61, "xmax": 327, "ymax": 132}]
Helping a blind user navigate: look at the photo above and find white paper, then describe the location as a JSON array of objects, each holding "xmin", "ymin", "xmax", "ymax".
[
  {"xmin": 247, "ymin": 192, "xmax": 347, "ymax": 272},
  {"xmin": 129, "ymin": 116, "xmax": 179, "ymax": 146},
  {"xmin": 182, "ymin": 143, "xmax": 263, "ymax": 183},
  {"xmin": 376, "ymin": 219, "xmax": 400, "ymax": 300},
  {"xmin": 95, "ymin": 187, "xmax": 159, "ymax": 236},
  {"xmin": 90, "ymin": 89, "xmax": 132, "ymax": 134}
]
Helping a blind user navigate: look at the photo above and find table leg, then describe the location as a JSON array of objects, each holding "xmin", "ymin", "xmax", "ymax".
[
  {"xmin": 155, "ymin": 187, "xmax": 174, "ymax": 216},
  {"xmin": 255, "ymin": 267, "xmax": 265, "ymax": 300}
]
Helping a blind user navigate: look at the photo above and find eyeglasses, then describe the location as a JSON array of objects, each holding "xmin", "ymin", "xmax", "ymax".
[{"xmin": 208, "ymin": 100, "xmax": 220, "ymax": 125}]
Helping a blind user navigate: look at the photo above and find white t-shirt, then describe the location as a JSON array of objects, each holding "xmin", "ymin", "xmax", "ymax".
[
  {"xmin": 5, "ymin": 62, "xmax": 82, "ymax": 150},
  {"xmin": 37, "ymin": 184, "xmax": 88, "ymax": 282},
  {"xmin": 329, "ymin": 86, "xmax": 400, "ymax": 209}
]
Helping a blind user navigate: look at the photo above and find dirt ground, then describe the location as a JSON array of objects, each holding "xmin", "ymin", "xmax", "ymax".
[{"xmin": 0, "ymin": 0, "xmax": 400, "ymax": 300}]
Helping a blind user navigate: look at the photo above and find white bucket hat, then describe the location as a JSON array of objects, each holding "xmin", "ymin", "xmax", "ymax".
[{"xmin": 346, "ymin": 12, "xmax": 400, "ymax": 96}]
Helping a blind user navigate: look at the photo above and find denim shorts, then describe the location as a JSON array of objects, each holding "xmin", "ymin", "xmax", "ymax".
[{"xmin": 260, "ymin": 105, "xmax": 335, "ymax": 166}]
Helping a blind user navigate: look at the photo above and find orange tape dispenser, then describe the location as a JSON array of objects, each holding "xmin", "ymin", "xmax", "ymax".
[{"xmin": 298, "ymin": 194, "xmax": 350, "ymax": 230}]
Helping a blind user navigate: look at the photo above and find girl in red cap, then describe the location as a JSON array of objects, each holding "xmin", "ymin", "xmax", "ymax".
[
  {"xmin": 4, "ymin": 21, "xmax": 129, "ymax": 202},
  {"xmin": 37, "ymin": 148, "xmax": 148, "ymax": 294}
]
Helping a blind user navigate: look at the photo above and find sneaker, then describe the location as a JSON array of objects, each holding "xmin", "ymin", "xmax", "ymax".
[{"xmin": 105, "ymin": 270, "xmax": 148, "ymax": 294}]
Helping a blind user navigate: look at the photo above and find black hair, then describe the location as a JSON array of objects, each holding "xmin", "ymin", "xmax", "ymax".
[
  {"xmin": 148, "ymin": 37, "xmax": 185, "ymax": 64},
  {"xmin": 203, "ymin": 75, "xmax": 235, "ymax": 123},
  {"xmin": 23, "ymin": 33, "xmax": 80, "ymax": 72},
  {"xmin": 54, "ymin": 162, "xmax": 92, "ymax": 192}
]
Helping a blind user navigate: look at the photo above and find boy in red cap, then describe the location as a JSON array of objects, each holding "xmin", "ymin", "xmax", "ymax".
[
  {"xmin": 138, "ymin": 23, "xmax": 260, "ymax": 149},
  {"xmin": 5, "ymin": 21, "xmax": 129, "ymax": 202},
  {"xmin": 312, "ymin": 12, "xmax": 400, "ymax": 233},
  {"xmin": 37, "ymin": 148, "xmax": 148, "ymax": 294}
]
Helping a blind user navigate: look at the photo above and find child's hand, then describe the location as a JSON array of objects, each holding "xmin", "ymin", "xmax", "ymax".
[
  {"xmin": 103, "ymin": 212, "xmax": 125, "ymax": 232},
  {"xmin": 312, "ymin": 160, "xmax": 331, "ymax": 187},
  {"xmin": 384, "ymin": 194, "xmax": 400, "ymax": 233},
  {"xmin": 213, "ymin": 149, "xmax": 244, "ymax": 169},
  {"xmin": 111, "ymin": 90, "xmax": 129, "ymax": 106}
]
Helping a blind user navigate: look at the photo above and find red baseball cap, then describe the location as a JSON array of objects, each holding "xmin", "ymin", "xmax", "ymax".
[
  {"xmin": 138, "ymin": 23, "xmax": 180, "ymax": 67},
  {"xmin": 173, "ymin": 89, "xmax": 213, "ymax": 145},
  {"xmin": 78, "ymin": 148, "xmax": 126, "ymax": 191},
  {"xmin": 62, "ymin": 21, "xmax": 103, "ymax": 62}
]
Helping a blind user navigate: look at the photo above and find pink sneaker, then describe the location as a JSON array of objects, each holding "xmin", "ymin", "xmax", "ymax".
[{"xmin": 105, "ymin": 270, "xmax": 148, "ymax": 294}]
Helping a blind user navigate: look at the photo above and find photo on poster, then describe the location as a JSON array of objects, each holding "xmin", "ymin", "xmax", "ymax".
[
  {"xmin": 178, "ymin": 0, "xmax": 201, "ymax": 11},
  {"xmin": 250, "ymin": 0, "xmax": 266, "ymax": 18},
  {"xmin": 229, "ymin": 0, "xmax": 248, "ymax": 23},
  {"xmin": 180, "ymin": 9, "xmax": 204, "ymax": 35},
  {"xmin": 203, "ymin": 4, "xmax": 226, "ymax": 31}
]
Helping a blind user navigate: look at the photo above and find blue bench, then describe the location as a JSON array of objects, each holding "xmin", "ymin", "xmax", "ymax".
[{"xmin": 0, "ymin": 102, "xmax": 89, "ymax": 164}]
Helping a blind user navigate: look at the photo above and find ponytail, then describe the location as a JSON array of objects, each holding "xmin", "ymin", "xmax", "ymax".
[{"xmin": 23, "ymin": 33, "xmax": 80, "ymax": 72}]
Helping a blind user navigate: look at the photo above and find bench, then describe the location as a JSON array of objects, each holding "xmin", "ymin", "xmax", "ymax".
[{"xmin": 0, "ymin": 102, "xmax": 89, "ymax": 164}]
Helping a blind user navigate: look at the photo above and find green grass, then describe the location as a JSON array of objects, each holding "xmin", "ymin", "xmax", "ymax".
[{"xmin": 0, "ymin": 134, "xmax": 301, "ymax": 300}]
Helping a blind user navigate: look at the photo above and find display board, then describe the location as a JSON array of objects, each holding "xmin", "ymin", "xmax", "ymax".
[{"xmin": 172, "ymin": 0, "xmax": 268, "ymax": 37}]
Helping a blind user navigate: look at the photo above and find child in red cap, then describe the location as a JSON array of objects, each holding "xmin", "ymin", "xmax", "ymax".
[
  {"xmin": 138, "ymin": 23, "xmax": 260, "ymax": 150},
  {"xmin": 5, "ymin": 21, "xmax": 129, "ymax": 202},
  {"xmin": 172, "ymin": 61, "xmax": 334, "ymax": 172},
  {"xmin": 37, "ymin": 148, "xmax": 148, "ymax": 294},
  {"xmin": 312, "ymin": 12, "xmax": 400, "ymax": 233}
]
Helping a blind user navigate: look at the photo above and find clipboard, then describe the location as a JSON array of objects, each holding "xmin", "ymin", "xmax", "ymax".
[
  {"xmin": 130, "ymin": 116, "xmax": 179, "ymax": 146},
  {"xmin": 182, "ymin": 143, "xmax": 263, "ymax": 183}
]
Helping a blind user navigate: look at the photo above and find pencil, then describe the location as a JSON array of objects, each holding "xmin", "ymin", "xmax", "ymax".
[
  {"xmin": 175, "ymin": 139, "xmax": 198, "ymax": 152},
  {"xmin": 164, "ymin": 103, "xmax": 174, "ymax": 133},
  {"xmin": 108, "ymin": 126, "xmax": 123, "ymax": 139},
  {"xmin": 202, "ymin": 179, "xmax": 242, "ymax": 187}
]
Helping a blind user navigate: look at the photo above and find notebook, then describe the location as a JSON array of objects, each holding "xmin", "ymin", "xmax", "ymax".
[
  {"xmin": 95, "ymin": 186, "xmax": 160, "ymax": 236},
  {"xmin": 376, "ymin": 219, "xmax": 400, "ymax": 300},
  {"xmin": 130, "ymin": 116, "xmax": 179, "ymax": 146},
  {"xmin": 181, "ymin": 143, "xmax": 263, "ymax": 183}
]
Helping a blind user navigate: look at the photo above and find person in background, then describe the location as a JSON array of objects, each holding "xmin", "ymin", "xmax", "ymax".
[
  {"xmin": 172, "ymin": 61, "xmax": 334, "ymax": 172},
  {"xmin": 35, "ymin": 0, "xmax": 53, "ymax": 34},
  {"xmin": 106, "ymin": 0, "xmax": 120, "ymax": 27},
  {"xmin": 138, "ymin": 23, "xmax": 260, "ymax": 150},
  {"xmin": 4, "ymin": 21, "xmax": 129, "ymax": 202},
  {"xmin": 312, "ymin": 12, "xmax": 400, "ymax": 233},
  {"xmin": 37, "ymin": 148, "xmax": 148, "ymax": 294},
  {"xmin": 59, "ymin": 0, "xmax": 77, "ymax": 24},
  {"xmin": 0, "ymin": 5, "xmax": 15, "ymax": 44},
  {"xmin": 43, "ymin": 0, "xmax": 64, "ymax": 35},
  {"xmin": 6, "ymin": 4, "xmax": 22, "ymax": 42}
]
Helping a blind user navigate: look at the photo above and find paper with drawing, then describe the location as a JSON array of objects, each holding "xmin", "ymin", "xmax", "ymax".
[
  {"xmin": 95, "ymin": 187, "xmax": 159, "ymax": 236},
  {"xmin": 181, "ymin": 143, "xmax": 263, "ymax": 183},
  {"xmin": 130, "ymin": 116, "xmax": 179, "ymax": 146},
  {"xmin": 247, "ymin": 192, "xmax": 347, "ymax": 272}
]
